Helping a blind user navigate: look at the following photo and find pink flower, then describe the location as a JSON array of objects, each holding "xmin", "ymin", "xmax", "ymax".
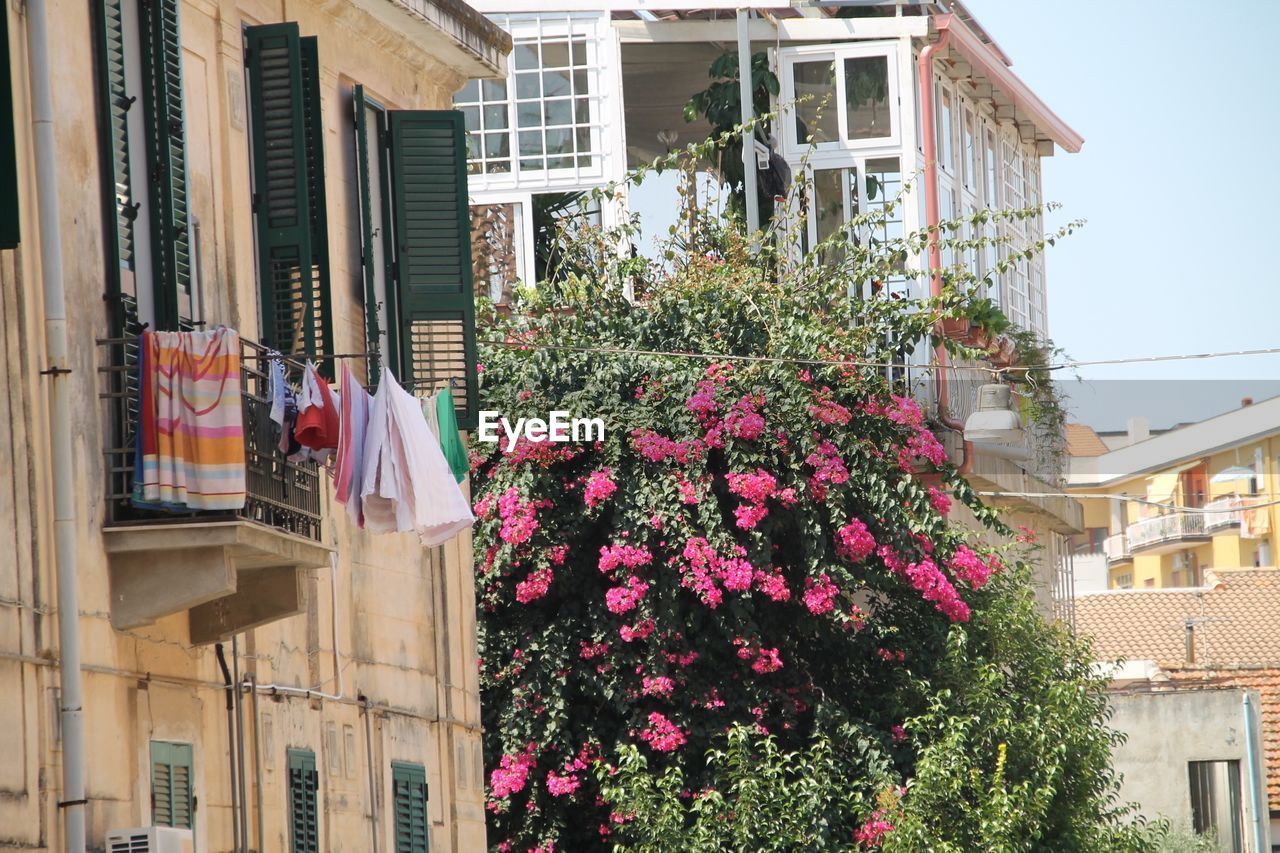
[
  {"xmin": 902, "ymin": 558, "xmax": 970, "ymax": 623},
  {"xmin": 805, "ymin": 441, "xmax": 850, "ymax": 488},
  {"xmin": 638, "ymin": 712, "xmax": 687, "ymax": 752},
  {"xmin": 619, "ymin": 619, "xmax": 655, "ymax": 643},
  {"xmin": 891, "ymin": 724, "xmax": 907, "ymax": 744},
  {"xmin": 579, "ymin": 641, "xmax": 609, "ymax": 660},
  {"xmin": 948, "ymin": 545, "xmax": 998, "ymax": 588},
  {"xmin": 583, "ymin": 468, "xmax": 618, "ymax": 508},
  {"xmin": 676, "ymin": 477, "xmax": 699, "ymax": 505},
  {"xmin": 724, "ymin": 396, "xmax": 766, "ymax": 440},
  {"xmin": 546, "ymin": 770, "xmax": 581, "ymax": 797},
  {"xmin": 754, "ymin": 568, "xmax": 791, "ymax": 602},
  {"xmin": 605, "ymin": 576, "xmax": 650, "ymax": 614},
  {"xmin": 928, "ymin": 486, "xmax": 952, "ymax": 516},
  {"xmin": 854, "ymin": 809, "xmax": 895, "ymax": 847},
  {"xmin": 515, "ymin": 567, "xmax": 554, "ymax": 603},
  {"xmin": 751, "ymin": 647, "xmax": 784, "ymax": 674},
  {"xmin": 734, "ymin": 503, "xmax": 768, "ymax": 529},
  {"xmin": 598, "ymin": 544, "xmax": 653, "ymax": 574},
  {"xmin": 803, "ymin": 574, "xmax": 839, "ymax": 615},
  {"xmin": 497, "ymin": 488, "xmax": 540, "ymax": 545},
  {"xmin": 836, "ymin": 519, "xmax": 876, "ymax": 562},
  {"xmin": 726, "ymin": 469, "xmax": 778, "ymax": 504},
  {"xmin": 717, "ymin": 557, "xmax": 755, "ymax": 592},
  {"xmin": 641, "ymin": 675, "xmax": 675, "ymax": 697},
  {"xmin": 686, "ymin": 381, "xmax": 719, "ymax": 417},
  {"xmin": 808, "ymin": 398, "xmax": 852, "ymax": 426},
  {"xmin": 549, "ymin": 545, "xmax": 569, "ymax": 565},
  {"xmin": 489, "ymin": 747, "xmax": 536, "ymax": 798}
]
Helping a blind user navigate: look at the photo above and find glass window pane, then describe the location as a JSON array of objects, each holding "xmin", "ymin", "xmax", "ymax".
[
  {"xmin": 518, "ymin": 130, "xmax": 543, "ymax": 156},
  {"xmin": 573, "ymin": 70, "xmax": 589, "ymax": 97},
  {"xmin": 544, "ymin": 98, "xmax": 572, "ymax": 127},
  {"xmin": 543, "ymin": 69, "xmax": 572, "ymax": 98},
  {"xmin": 482, "ymin": 79, "xmax": 507, "ymax": 101},
  {"xmin": 545, "ymin": 127, "xmax": 573, "ymax": 156},
  {"xmin": 547, "ymin": 154, "xmax": 574, "ymax": 170},
  {"xmin": 938, "ymin": 85, "xmax": 953, "ymax": 169},
  {"xmin": 455, "ymin": 79, "xmax": 479, "ymax": 103},
  {"xmin": 812, "ymin": 167, "xmax": 847, "ymax": 247},
  {"xmin": 575, "ymin": 126, "xmax": 592, "ymax": 154},
  {"xmin": 516, "ymin": 101, "xmax": 542, "ymax": 130},
  {"xmin": 571, "ymin": 39, "xmax": 587, "ymax": 66},
  {"xmin": 513, "ymin": 43, "xmax": 538, "ymax": 71},
  {"xmin": 575, "ymin": 97, "xmax": 591, "ymax": 124},
  {"xmin": 844, "ymin": 56, "xmax": 891, "ymax": 140},
  {"xmin": 461, "ymin": 106, "xmax": 480, "ymax": 133},
  {"xmin": 541, "ymin": 42, "xmax": 571, "ymax": 69},
  {"xmin": 485, "ymin": 132, "xmax": 509, "ymax": 159},
  {"xmin": 793, "ymin": 60, "xmax": 839, "ymax": 145},
  {"xmin": 484, "ymin": 104, "xmax": 508, "ymax": 131},
  {"xmin": 515, "ymin": 72, "xmax": 540, "ymax": 100}
]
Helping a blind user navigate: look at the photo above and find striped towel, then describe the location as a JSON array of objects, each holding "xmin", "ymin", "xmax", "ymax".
[{"xmin": 132, "ymin": 327, "xmax": 247, "ymax": 511}]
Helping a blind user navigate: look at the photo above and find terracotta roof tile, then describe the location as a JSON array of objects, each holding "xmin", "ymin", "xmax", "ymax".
[{"xmin": 1065, "ymin": 422, "xmax": 1110, "ymax": 458}]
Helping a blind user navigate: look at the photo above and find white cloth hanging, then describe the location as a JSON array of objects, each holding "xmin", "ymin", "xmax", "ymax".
[{"xmin": 360, "ymin": 370, "xmax": 473, "ymax": 545}]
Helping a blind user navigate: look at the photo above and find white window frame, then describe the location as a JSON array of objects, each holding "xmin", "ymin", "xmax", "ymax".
[{"xmin": 778, "ymin": 41, "xmax": 902, "ymax": 163}]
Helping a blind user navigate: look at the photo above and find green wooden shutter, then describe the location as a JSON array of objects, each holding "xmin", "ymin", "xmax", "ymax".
[
  {"xmin": 245, "ymin": 23, "xmax": 333, "ymax": 370},
  {"xmin": 1, "ymin": 5, "xmax": 20, "ymax": 249},
  {"xmin": 138, "ymin": 0, "xmax": 191, "ymax": 330},
  {"xmin": 386, "ymin": 110, "xmax": 478, "ymax": 429},
  {"xmin": 391, "ymin": 761, "xmax": 429, "ymax": 853},
  {"xmin": 96, "ymin": 0, "xmax": 134, "ymax": 278},
  {"xmin": 287, "ymin": 748, "xmax": 319, "ymax": 853},
  {"xmin": 151, "ymin": 741, "xmax": 194, "ymax": 830}
]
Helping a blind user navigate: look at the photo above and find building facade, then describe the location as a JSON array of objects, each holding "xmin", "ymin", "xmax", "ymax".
[
  {"xmin": 0, "ymin": 0, "xmax": 503, "ymax": 849},
  {"xmin": 1068, "ymin": 396, "xmax": 1280, "ymax": 591}
]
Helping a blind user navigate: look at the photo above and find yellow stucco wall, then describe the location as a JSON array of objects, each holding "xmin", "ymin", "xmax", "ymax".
[{"xmin": 0, "ymin": 0, "xmax": 496, "ymax": 849}]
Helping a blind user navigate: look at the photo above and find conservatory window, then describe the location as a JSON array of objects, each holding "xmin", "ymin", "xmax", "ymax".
[
  {"xmin": 780, "ymin": 43, "xmax": 899, "ymax": 156},
  {"xmin": 936, "ymin": 81, "xmax": 954, "ymax": 173},
  {"xmin": 455, "ymin": 79, "xmax": 512, "ymax": 175},
  {"xmin": 962, "ymin": 108, "xmax": 976, "ymax": 190}
]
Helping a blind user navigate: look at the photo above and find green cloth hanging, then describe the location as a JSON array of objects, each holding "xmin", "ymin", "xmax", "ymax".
[{"xmin": 436, "ymin": 388, "xmax": 469, "ymax": 483}]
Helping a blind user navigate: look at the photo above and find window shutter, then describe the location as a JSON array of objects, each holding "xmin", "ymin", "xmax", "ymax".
[
  {"xmin": 150, "ymin": 741, "xmax": 194, "ymax": 830},
  {"xmin": 1, "ymin": 4, "xmax": 19, "ymax": 249},
  {"xmin": 391, "ymin": 761, "xmax": 429, "ymax": 853},
  {"xmin": 138, "ymin": 0, "xmax": 191, "ymax": 330},
  {"xmin": 385, "ymin": 110, "xmax": 478, "ymax": 429},
  {"xmin": 287, "ymin": 748, "xmax": 319, "ymax": 853},
  {"xmin": 245, "ymin": 23, "xmax": 333, "ymax": 371},
  {"xmin": 353, "ymin": 85, "xmax": 396, "ymax": 384},
  {"xmin": 97, "ymin": 0, "xmax": 134, "ymax": 276}
]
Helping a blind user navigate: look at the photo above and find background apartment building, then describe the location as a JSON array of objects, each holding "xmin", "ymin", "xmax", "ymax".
[
  {"xmin": 0, "ymin": 0, "xmax": 503, "ymax": 849},
  {"xmin": 1069, "ymin": 395, "xmax": 1280, "ymax": 592}
]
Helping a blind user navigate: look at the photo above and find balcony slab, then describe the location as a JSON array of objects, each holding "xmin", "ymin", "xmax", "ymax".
[{"xmin": 104, "ymin": 520, "xmax": 332, "ymax": 637}]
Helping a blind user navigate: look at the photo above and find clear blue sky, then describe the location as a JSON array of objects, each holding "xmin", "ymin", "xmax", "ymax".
[{"xmin": 966, "ymin": 0, "xmax": 1280, "ymax": 385}]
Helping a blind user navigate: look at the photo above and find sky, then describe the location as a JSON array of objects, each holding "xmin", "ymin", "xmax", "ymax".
[{"xmin": 963, "ymin": 0, "xmax": 1280, "ymax": 426}]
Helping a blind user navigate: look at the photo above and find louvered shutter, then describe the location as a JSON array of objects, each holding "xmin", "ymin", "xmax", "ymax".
[
  {"xmin": 1, "ymin": 4, "xmax": 19, "ymax": 249},
  {"xmin": 138, "ymin": 0, "xmax": 191, "ymax": 330},
  {"xmin": 150, "ymin": 741, "xmax": 194, "ymax": 830},
  {"xmin": 97, "ymin": 0, "xmax": 135, "ymax": 278},
  {"xmin": 391, "ymin": 762, "xmax": 429, "ymax": 853},
  {"xmin": 287, "ymin": 748, "xmax": 319, "ymax": 853},
  {"xmin": 245, "ymin": 23, "xmax": 333, "ymax": 372},
  {"xmin": 385, "ymin": 111, "xmax": 478, "ymax": 429}
]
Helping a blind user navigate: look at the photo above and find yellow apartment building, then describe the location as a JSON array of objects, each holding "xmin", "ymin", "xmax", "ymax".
[
  {"xmin": 1068, "ymin": 397, "xmax": 1280, "ymax": 591},
  {"xmin": 0, "ymin": 0, "xmax": 506, "ymax": 849}
]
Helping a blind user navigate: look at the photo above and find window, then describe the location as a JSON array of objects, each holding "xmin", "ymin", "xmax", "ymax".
[
  {"xmin": 961, "ymin": 108, "xmax": 976, "ymax": 191},
  {"xmin": 151, "ymin": 741, "xmax": 194, "ymax": 829},
  {"xmin": 392, "ymin": 761, "xmax": 429, "ymax": 853},
  {"xmin": 1189, "ymin": 760, "xmax": 1243, "ymax": 852},
  {"xmin": 287, "ymin": 748, "xmax": 319, "ymax": 853},
  {"xmin": 96, "ymin": 0, "xmax": 195, "ymax": 333},
  {"xmin": 454, "ymin": 14, "xmax": 608, "ymax": 183},
  {"xmin": 1112, "ymin": 572, "xmax": 1132, "ymax": 590},
  {"xmin": 245, "ymin": 23, "xmax": 333, "ymax": 368},
  {"xmin": 936, "ymin": 80, "xmax": 954, "ymax": 173},
  {"xmin": 780, "ymin": 43, "xmax": 900, "ymax": 156},
  {"xmin": 353, "ymin": 98, "xmax": 480, "ymax": 428}
]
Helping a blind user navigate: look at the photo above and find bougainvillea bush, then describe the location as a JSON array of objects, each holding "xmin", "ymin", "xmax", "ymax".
[{"xmin": 472, "ymin": 225, "xmax": 1145, "ymax": 850}]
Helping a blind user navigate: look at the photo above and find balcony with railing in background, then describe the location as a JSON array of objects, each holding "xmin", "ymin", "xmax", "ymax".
[
  {"xmin": 1126, "ymin": 512, "xmax": 1210, "ymax": 554},
  {"xmin": 1104, "ymin": 533, "xmax": 1131, "ymax": 565},
  {"xmin": 97, "ymin": 334, "xmax": 331, "ymax": 644}
]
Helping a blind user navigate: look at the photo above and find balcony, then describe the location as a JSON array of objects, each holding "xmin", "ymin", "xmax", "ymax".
[
  {"xmin": 1103, "ymin": 533, "xmax": 1131, "ymax": 565},
  {"xmin": 1125, "ymin": 512, "xmax": 1210, "ymax": 555},
  {"xmin": 98, "ymin": 335, "xmax": 332, "ymax": 644},
  {"xmin": 1204, "ymin": 496, "xmax": 1247, "ymax": 532}
]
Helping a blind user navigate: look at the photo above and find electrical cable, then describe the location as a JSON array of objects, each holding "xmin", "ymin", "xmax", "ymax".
[{"xmin": 975, "ymin": 491, "xmax": 1280, "ymax": 512}]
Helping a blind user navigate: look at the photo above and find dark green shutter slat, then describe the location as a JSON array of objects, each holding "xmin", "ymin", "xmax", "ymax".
[
  {"xmin": 138, "ymin": 0, "xmax": 190, "ymax": 330},
  {"xmin": 288, "ymin": 748, "xmax": 319, "ymax": 853},
  {"xmin": 354, "ymin": 85, "xmax": 380, "ymax": 382},
  {"xmin": 392, "ymin": 762, "xmax": 428, "ymax": 853},
  {"xmin": 246, "ymin": 24, "xmax": 332, "ymax": 373},
  {"xmin": 1, "ymin": 4, "xmax": 20, "ymax": 248},
  {"xmin": 151, "ymin": 741, "xmax": 194, "ymax": 830},
  {"xmin": 386, "ymin": 110, "xmax": 477, "ymax": 429},
  {"xmin": 98, "ymin": 0, "xmax": 133, "ymax": 270}
]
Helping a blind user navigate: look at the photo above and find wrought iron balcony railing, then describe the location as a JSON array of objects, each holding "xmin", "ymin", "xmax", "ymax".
[{"xmin": 98, "ymin": 335, "xmax": 323, "ymax": 542}]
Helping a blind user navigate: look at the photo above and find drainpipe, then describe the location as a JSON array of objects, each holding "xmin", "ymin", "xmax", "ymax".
[
  {"xmin": 25, "ymin": 0, "xmax": 88, "ymax": 847},
  {"xmin": 361, "ymin": 694, "xmax": 381, "ymax": 853},
  {"xmin": 215, "ymin": 643, "xmax": 241, "ymax": 852},
  {"xmin": 916, "ymin": 16, "xmax": 971, "ymax": 474},
  {"xmin": 1243, "ymin": 692, "xmax": 1267, "ymax": 852}
]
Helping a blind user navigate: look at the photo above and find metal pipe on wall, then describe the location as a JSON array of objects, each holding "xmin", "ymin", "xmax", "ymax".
[
  {"xmin": 232, "ymin": 636, "xmax": 250, "ymax": 853},
  {"xmin": 25, "ymin": 0, "xmax": 87, "ymax": 846},
  {"xmin": 361, "ymin": 694, "xmax": 381, "ymax": 853},
  {"xmin": 215, "ymin": 643, "xmax": 241, "ymax": 851},
  {"xmin": 250, "ymin": 674, "xmax": 265, "ymax": 853},
  {"xmin": 1243, "ymin": 692, "xmax": 1267, "ymax": 852}
]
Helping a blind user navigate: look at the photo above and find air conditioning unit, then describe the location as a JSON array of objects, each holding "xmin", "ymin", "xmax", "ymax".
[{"xmin": 106, "ymin": 827, "xmax": 194, "ymax": 853}]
